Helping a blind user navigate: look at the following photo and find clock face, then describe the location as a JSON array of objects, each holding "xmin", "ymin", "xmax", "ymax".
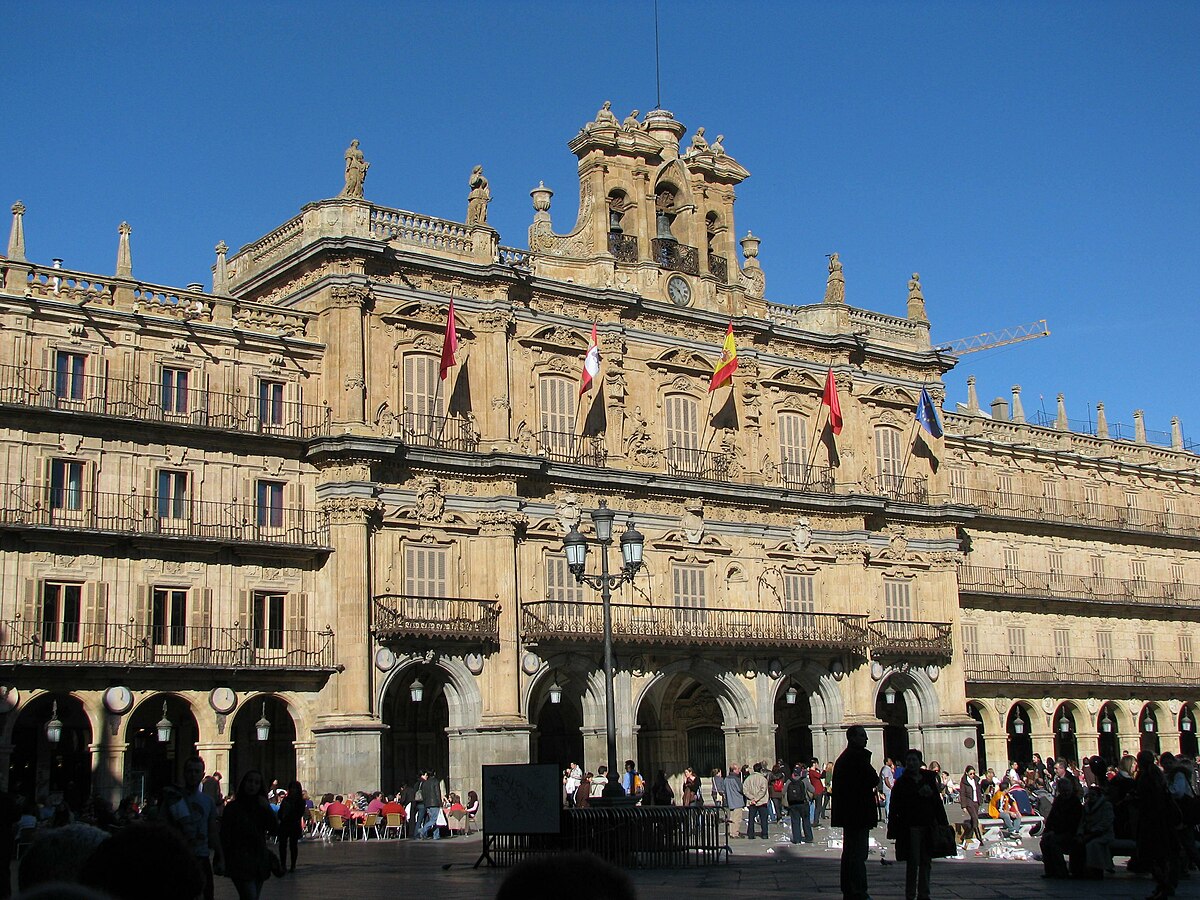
[
  {"xmin": 103, "ymin": 685, "xmax": 133, "ymax": 715},
  {"xmin": 667, "ymin": 275, "xmax": 692, "ymax": 307},
  {"xmin": 209, "ymin": 686, "xmax": 238, "ymax": 715}
]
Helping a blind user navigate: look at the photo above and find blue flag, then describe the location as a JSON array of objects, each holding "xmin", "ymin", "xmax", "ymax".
[{"xmin": 916, "ymin": 388, "xmax": 944, "ymax": 439}]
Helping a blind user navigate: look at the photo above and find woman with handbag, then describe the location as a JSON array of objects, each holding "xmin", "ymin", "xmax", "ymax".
[
  {"xmin": 681, "ymin": 768, "xmax": 703, "ymax": 808},
  {"xmin": 887, "ymin": 749, "xmax": 951, "ymax": 900},
  {"xmin": 219, "ymin": 770, "xmax": 279, "ymax": 900}
]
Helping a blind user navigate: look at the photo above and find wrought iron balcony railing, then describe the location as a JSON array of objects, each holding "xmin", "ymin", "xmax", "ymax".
[
  {"xmin": 607, "ymin": 232, "xmax": 639, "ymax": 263},
  {"xmin": 866, "ymin": 619, "xmax": 954, "ymax": 658},
  {"xmin": 372, "ymin": 595, "xmax": 500, "ymax": 646},
  {"xmin": 652, "ymin": 239, "xmax": 700, "ymax": 275},
  {"xmin": 665, "ymin": 445, "xmax": 732, "ymax": 481},
  {"xmin": 0, "ymin": 363, "xmax": 331, "ymax": 439},
  {"xmin": 707, "ymin": 254, "xmax": 728, "ymax": 282},
  {"xmin": 953, "ymin": 487, "xmax": 1200, "ymax": 539},
  {"xmin": 965, "ymin": 652, "xmax": 1200, "ymax": 688},
  {"xmin": 521, "ymin": 601, "xmax": 869, "ymax": 653},
  {"xmin": 779, "ymin": 462, "xmax": 836, "ymax": 495},
  {"xmin": 0, "ymin": 619, "xmax": 335, "ymax": 670},
  {"xmin": 958, "ymin": 565, "xmax": 1200, "ymax": 609},
  {"xmin": 398, "ymin": 412, "xmax": 480, "ymax": 453},
  {"xmin": 868, "ymin": 473, "xmax": 929, "ymax": 504},
  {"xmin": 0, "ymin": 482, "xmax": 329, "ymax": 548},
  {"xmin": 533, "ymin": 430, "xmax": 607, "ymax": 467}
]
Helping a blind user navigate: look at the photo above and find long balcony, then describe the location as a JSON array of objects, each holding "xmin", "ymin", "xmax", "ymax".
[
  {"xmin": 0, "ymin": 482, "xmax": 329, "ymax": 549},
  {"xmin": 959, "ymin": 565, "xmax": 1200, "ymax": 610},
  {"xmin": 0, "ymin": 363, "xmax": 331, "ymax": 440},
  {"xmin": 652, "ymin": 239, "xmax": 700, "ymax": 275},
  {"xmin": 867, "ymin": 619, "xmax": 954, "ymax": 659},
  {"xmin": 534, "ymin": 430, "xmax": 607, "ymax": 467},
  {"xmin": 373, "ymin": 595, "xmax": 500, "ymax": 647},
  {"xmin": 869, "ymin": 473, "xmax": 928, "ymax": 504},
  {"xmin": 0, "ymin": 620, "xmax": 336, "ymax": 671},
  {"xmin": 521, "ymin": 602, "xmax": 869, "ymax": 654},
  {"xmin": 966, "ymin": 652, "xmax": 1200, "ymax": 688},
  {"xmin": 954, "ymin": 487, "xmax": 1200, "ymax": 540},
  {"xmin": 665, "ymin": 446, "xmax": 731, "ymax": 481},
  {"xmin": 398, "ymin": 412, "xmax": 480, "ymax": 453},
  {"xmin": 780, "ymin": 463, "xmax": 836, "ymax": 495}
]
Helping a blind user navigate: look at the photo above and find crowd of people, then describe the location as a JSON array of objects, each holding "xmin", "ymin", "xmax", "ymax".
[{"xmin": 1, "ymin": 759, "xmax": 480, "ymax": 900}]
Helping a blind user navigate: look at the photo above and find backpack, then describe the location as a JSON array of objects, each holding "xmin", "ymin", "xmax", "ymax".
[
  {"xmin": 632, "ymin": 772, "xmax": 646, "ymax": 796},
  {"xmin": 786, "ymin": 777, "xmax": 810, "ymax": 806}
]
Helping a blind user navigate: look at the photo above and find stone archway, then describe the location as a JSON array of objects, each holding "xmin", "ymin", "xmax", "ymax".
[
  {"xmin": 380, "ymin": 665, "xmax": 450, "ymax": 791},
  {"xmin": 1004, "ymin": 702, "xmax": 1035, "ymax": 768},
  {"xmin": 966, "ymin": 702, "xmax": 991, "ymax": 772},
  {"xmin": 9, "ymin": 692, "xmax": 93, "ymax": 810},
  {"xmin": 529, "ymin": 670, "xmax": 584, "ymax": 776},
  {"xmin": 1180, "ymin": 703, "xmax": 1198, "ymax": 758},
  {"xmin": 775, "ymin": 662, "xmax": 846, "ymax": 768},
  {"xmin": 124, "ymin": 693, "xmax": 199, "ymax": 801},
  {"xmin": 1052, "ymin": 702, "xmax": 1083, "ymax": 765},
  {"xmin": 230, "ymin": 695, "xmax": 297, "ymax": 789},
  {"xmin": 1096, "ymin": 701, "xmax": 1122, "ymax": 764}
]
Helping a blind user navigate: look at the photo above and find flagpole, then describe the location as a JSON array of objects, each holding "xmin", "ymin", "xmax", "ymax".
[
  {"xmin": 701, "ymin": 387, "xmax": 720, "ymax": 452},
  {"xmin": 436, "ymin": 287, "xmax": 456, "ymax": 445},
  {"xmin": 806, "ymin": 401, "xmax": 828, "ymax": 475},
  {"xmin": 899, "ymin": 382, "xmax": 931, "ymax": 482}
]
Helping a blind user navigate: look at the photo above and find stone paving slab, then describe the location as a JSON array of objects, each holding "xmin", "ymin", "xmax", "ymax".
[{"xmin": 210, "ymin": 830, "xmax": 1175, "ymax": 900}]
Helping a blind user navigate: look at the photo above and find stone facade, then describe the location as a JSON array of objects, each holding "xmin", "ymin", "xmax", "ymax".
[{"xmin": 0, "ymin": 107, "xmax": 1195, "ymax": 806}]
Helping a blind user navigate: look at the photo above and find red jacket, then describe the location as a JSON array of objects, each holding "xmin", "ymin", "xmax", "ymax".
[{"xmin": 809, "ymin": 768, "xmax": 826, "ymax": 796}]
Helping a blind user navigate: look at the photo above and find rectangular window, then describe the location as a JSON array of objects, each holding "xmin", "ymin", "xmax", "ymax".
[
  {"xmin": 544, "ymin": 554, "xmax": 585, "ymax": 614},
  {"xmin": 1003, "ymin": 548, "xmax": 1021, "ymax": 573},
  {"xmin": 664, "ymin": 395, "xmax": 701, "ymax": 476},
  {"xmin": 1137, "ymin": 632, "xmax": 1154, "ymax": 662},
  {"xmin": 49, "ymin": 459, "xmax": 84, "ymax": 511},
  {"xmin": 156, "ymin": 470, "xmax": 189, "ymax": 520},
  {"xmin": 1042, "ymin": 480, "xmax": 1059, "ymax": 513},
  {"xmin": 404, "ymin": 544, "xmax": 448, "ymax": 598},
  {"xmin": 161, "ymin": 367, "xmax": 190, "ymax": 415},
  {"xmin": 1096, "ymin": 630, "xmax": 1113, "ymax": 659},
  {"xmin": 778, "ymin": 412, "xmax": 809, "ymax": 486},
  {"xmin": 402, "ymin": 355, "xmax": 442, "ymax": 420},
  {"xmin": 1090, "ymin": 555, "xmax": 1105, "ymax": 580},
  {"xmin": 962, "ymin": 623, "xmax": 979, "ymax": 657},
  {"xmin": 41, "ymin": 582, "xmax": 82, "ymax": 643},
  {"xmin": 151, "ymin": 588, "xmax": 187, "ymax": 646},
  {"xmin": 671, "ymin": 563, "xmax": 707, "ymax": 624},
  {"xmin": 874, "ymin": 426, "xmax": 902, "ymax": 482},
  {"xmin": 782, "ymin": 573, "xmax": 815, "ymax": 614},
  {"xmin": 539, "ymin": 375, "xmax": 576, "ymax": 457},
  {"xmin": 258, "ymin": 379, "xmax": 285, "ymax": 427},
  {"xmin": 1131, "ymin": 559, "xmax": 1147, "ymax": 583},
  {"xmin": 252, "ymin": 591, "xmax": 285, "ymax": 650},
  {"xmin": 949, "ymin": 467, "xmax": 968, "ymax": 503},
  {"xmin": 997, "ymin": 473, "xmax": 1014, "ymax": 506},
  {"xmin": 1085, "ymin": 485, "xmax": 1101, "ymax": 513},
  {"xmin": 1048, "ymin": 551, "xmax": 1064, "ymax": 580},
  {"xmin": 1053, "ymin": 628, "xmax": 1071, "ymax": 658},
  {"xmin": 1180, "ymin": 632, "xmax": 1193, "ymax": 661},
  {"xmin": 883, "ymin": 579, "xmax": 911, "ymax": 621},
  {"xmin": 1007, "ymin": 625, "xmax": 1026, "ymax": 657},
  {"xmin": 54, "ymin": 351, "xmax": 86, "ymax": 401},
  {"xmin": 1171, "ymin": 563, "xmax": 1185, "ymax": 584},
  {"xmin": 256, "ymin": 480, "xmax": 285, "ymax": 528}
]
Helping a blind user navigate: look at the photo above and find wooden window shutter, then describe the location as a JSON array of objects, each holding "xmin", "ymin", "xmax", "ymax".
[
  {"xmin": 84, "ymin": 582, "xmax": 108, "ymax": 660},
  {"xmin": 287, "ymin": 591, "xmax": 309, "ymax": 655},
  {"xmin": 192, "ymin": 588, "xmax": 213, "ymax": 662},
  {"xmin": 22, "ymin": 579, "xmax": 38, "ymax": 631},
  {"xmin": 238, "ymin": 590, "xmax": 251, "ymax": 629}
]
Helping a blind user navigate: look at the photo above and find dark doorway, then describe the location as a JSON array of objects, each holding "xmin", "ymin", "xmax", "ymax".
[
  {"xmin": 9, "ymin": 694, "xmax": 93, "ymax": 810},
  {"xmin": 687, "ymin": 725, "xmax": 727, "ymax": 778},
  {"xmin": 775, "ymin": 686, "xmax": 813, "ymax": 769},
  {"xmin": 381, "ymin": 668, "xmax": 450, "ymax": 792},
  {"xmin": 230, "ymin": 696, "xmax": 296, "ymax": 788},
  {"xmin": 1053, "ymin": 707, "xmax": 1078, "ymax": 765},
  {"xmin": 124, "ymin": 695, "xmax": 199, "ymax": 802},
  {"xmin": 535, "ymin": 698, "xmax": 584, "ymax": 774},
  {"xmin": 967, "ymin": 704, "xmax": 988, "ymax": 773},
  {"xmin": 1181, "ymin": 708, "xmax": 1198, "ymax": 758},
  {"xmin": 876, "ymin": 681, "xmax": 909, "ymax": 764},
  {"xmin": 1097, "ymin": 703, "xmax": 1120, "ymax": 765},
  {"xmin": 1006, "ymin": 706, "xmax": 1033, "ymax": 767}
]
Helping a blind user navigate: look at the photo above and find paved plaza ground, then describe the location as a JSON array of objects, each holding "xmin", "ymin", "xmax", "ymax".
[{"xmin": 209, "ymin": 828, "xmax": 1182, "ymax": 900}]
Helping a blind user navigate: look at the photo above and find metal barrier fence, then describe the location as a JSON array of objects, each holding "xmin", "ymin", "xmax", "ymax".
[{"xmin": 482, "ymin": 806, "xmax": 729, "ymax": 868}]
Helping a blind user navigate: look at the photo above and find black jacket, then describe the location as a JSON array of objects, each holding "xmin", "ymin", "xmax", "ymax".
[{"xmin": 831, "ymin": 745, "xmax": 878, "ymax": 828}]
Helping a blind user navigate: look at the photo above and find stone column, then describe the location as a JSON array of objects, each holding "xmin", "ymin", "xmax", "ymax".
[
  {"xmin": 91, "ymin": 742, "xmax": 129, "ymax": 807},
  {"xmin": 314, "ymin": 494, "xmax": 385, "ymax": 789},
  {"xmin": 293, "ymin": 739, "xmax": 317, "ymax": 787},
  {"xmin": 195, "ymin": 741, "xmax": 234, "ymax": 782},
  {"xmin": 320, "ymin": 282, "xmax": 370, "ymax": 430}
]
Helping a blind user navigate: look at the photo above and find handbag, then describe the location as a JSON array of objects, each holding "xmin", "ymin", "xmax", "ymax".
[{"xmin": 930, "ymin": 823, "xmax": 957, "ymax": 858}]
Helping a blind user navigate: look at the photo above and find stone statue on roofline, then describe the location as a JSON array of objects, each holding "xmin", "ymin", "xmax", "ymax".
[
  {"xmin": 824, "ymin": 252, "xmax": 845, "ymax": 304},
  {"xmin": 689, "ymin": 127, "xmax": 709, "ymax": 153},
  {"xmin": 592, "ymin": 101, "xmax": 619, "ymax": 129},
  {"xmin": 710, "ymin": 134, "xmax": 726, "ymax": 156},
  {"xmin": 340, "ymin": 140, "xmax": 369, "ymax": 198},
  {"xmin": 467, "ymin": 165, "xmax": 491, "ymax": 226},
  {"xmin": 622, "ymin": 109, "xmax": 642, "ymax": 131}
]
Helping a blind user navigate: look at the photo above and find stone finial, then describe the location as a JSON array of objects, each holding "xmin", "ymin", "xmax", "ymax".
[
  {"xmin": 740, "ymin": 232, "xmax": 761, "ymax": 264},
  {"xmin": 530, "ymin": 181, "xmax": 553, "ymax": 224},
  {"xmin": 339, "ymin": 139, "xmax": 369, "ymax": 199},
  {"xmin": 823, "ymin": 252, "xmax": 845, "ymax": 304},
  {"xmin": 966, "ymin": 375, "xmax": 981, "ymax": 414},
  {"xmin": 1096, "ymin": 402, "xmax": 1109, "ymax": 439},
  {"xmin": 7, "ymin": 201, "xmax": 26, "ymax": 261},
  {"xmin": 1054, "ymin": 393, "xmax": 1068, "ymax": 430},
  {"xmin": 991, "ymin": 397, "xmax": 1010, "ymax": 421},
  {"xmin": 213, "ymin": 241, "xmax": 229, "ymax": 295},
  {"xmin": 1171, "ymin": 416, "xmax": 1183, "ymax": 451},
  {"xmin": 466, "ymin": 165, "xmax": 490, "ymax": 226},
  {"xmin": 906, "ymin": 272, "xmax": 927, "ymax": 322},
  {"xmin": 1133, "ymin": 409, "xmax": 1146, "ymax": 443},
  {"xmin": 1011, "ymin": 385, "xmax": 1026, "ymax": 423},
  {"xmin": 116, "ymin": 222, "xmax": 132, "ymax": 277}
]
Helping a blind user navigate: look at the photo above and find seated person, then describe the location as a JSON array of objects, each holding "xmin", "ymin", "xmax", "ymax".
[
  {"xmin": 324, "ymin": 794, "xmax": 353, "ymax": 821},
  {"xmin": 365, "ymin": 792, "xmax": 386, "ymax": 816},
  {"xmin": 988, "ymin": 787, "xmax": 1022, "ymax": 837},
  {"xmin": 381, "ymin": 793, "xmax": 406, "ymax": 819},
  {"xmin": 1008, "ymin": 781, "xmax": 1034, "ymax": 816}
]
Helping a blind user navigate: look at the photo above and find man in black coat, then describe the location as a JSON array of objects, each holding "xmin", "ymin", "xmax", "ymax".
[{"xmin": 832, "ymin": 725, "xmax": 879, "ymax": 900}]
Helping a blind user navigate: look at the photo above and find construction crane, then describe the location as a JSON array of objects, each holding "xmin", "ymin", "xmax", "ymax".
[{"xmin": 935, "ymin": 319, "xmax": 1050, "ymax": 356}]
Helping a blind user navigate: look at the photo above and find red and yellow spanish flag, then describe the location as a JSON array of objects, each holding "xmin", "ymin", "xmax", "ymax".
[{"xmin": 709, "ymin": 322, "xmax": 738, "ymax": 392}]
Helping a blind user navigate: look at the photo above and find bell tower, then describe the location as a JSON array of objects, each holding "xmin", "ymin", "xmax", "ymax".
[{"xmin": 527, "ymin": 103, "xmax": 765, "ymax": 315}]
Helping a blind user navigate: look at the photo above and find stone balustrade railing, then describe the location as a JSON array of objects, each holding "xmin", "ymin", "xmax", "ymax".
[{"xmin": 370, "ymin": 206, "xmax": 474, "ymax": 254}]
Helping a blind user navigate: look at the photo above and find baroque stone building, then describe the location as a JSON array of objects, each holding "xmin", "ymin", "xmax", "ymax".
[{"xmin": 1, "ymin": 105, "xmax": 1196, "ymax": 805}]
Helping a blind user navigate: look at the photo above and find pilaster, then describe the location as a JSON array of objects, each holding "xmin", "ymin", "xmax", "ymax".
[
  {"xmin": 90, "ymin": 741, "xmax": 129, "ymax": 807},
  {"xmin": 319, "ymin": 281, "xmax": 370, "ymax": 429}
]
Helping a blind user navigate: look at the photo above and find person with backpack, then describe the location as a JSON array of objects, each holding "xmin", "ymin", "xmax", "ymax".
[
  {"xmin": 786, "ymin": 766, "xmax": 813, "ymax": 843},
  {"xmin": 621, "ymin": 760, "xmax": 646, "ymax": 800}
]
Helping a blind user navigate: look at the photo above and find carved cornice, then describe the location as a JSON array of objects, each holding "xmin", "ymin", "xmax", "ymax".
[
  {"xmin": 478, "ymin": 510, "xmax": 529, "ymax": 536},
  {"xmin": 320, "ymin": 496, "xmax": 383, "ymax": 525}
]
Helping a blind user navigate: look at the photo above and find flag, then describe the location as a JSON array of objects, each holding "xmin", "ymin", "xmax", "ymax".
[
  {"xmin": 439, "ymin": 297, "xmax": 458, "ymax": 381},
  {"xmin": 916, "ymin": 387, "xmax": 944, "ymax": 439},
  {"xmin": 822, "ymin": 368, "xmax": 843, "ymax": 435},
  {"xmin": 709, "ymin": 323, "xmax": 739, "ymax": 392},
  {"xmin": 579, "ymin": 323, "xmax": 601, "ymax": 395}
]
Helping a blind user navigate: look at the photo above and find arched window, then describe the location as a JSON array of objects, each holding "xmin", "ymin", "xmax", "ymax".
[
  {"xmin": 607, "ymin": 191, "xmax": 637, "ymax": 262},
  {"xmin": 705, "ymin": 212, "xmax": 727, "ymax": 281}
]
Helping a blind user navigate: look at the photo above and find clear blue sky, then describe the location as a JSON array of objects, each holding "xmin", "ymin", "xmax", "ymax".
[{"xmin": 3, "ymin": 2, "xmax": 1197, "ymax": 440}]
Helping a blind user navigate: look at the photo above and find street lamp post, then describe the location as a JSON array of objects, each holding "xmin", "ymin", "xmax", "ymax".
[{"xmin": 564, "ymin": 500, "xmax": 644, "ymax": 801}]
